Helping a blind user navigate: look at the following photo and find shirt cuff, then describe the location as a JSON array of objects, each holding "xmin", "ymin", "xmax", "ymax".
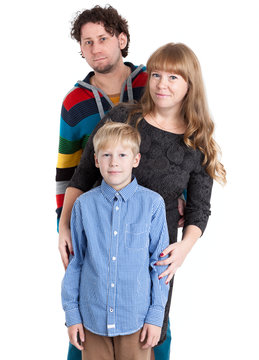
[
  {"xmin": 144, "ymin": 305, "xmax": 165, "ymax": 327},
  {"xmin": 65, "ymin": 308, "xmax": 82, "ymax": 327}
]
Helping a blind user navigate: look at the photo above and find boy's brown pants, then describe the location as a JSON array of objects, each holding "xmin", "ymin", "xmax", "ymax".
[{"xmin": 82, "ymin": 328, "xmax": 151, "ymax": 360}]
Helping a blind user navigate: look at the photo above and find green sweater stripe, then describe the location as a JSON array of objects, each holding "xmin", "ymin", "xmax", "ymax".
[{"xmin": 59, "ymin": 135, "xmax": 89, "ymax": 154}]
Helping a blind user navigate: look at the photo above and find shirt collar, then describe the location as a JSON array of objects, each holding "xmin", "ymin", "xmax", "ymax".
[{"xmin": 101, "ymin": 177, "xmax": 138, "ymax": 202}]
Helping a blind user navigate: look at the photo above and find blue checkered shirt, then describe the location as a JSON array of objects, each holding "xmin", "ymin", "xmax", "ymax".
[{"xmin": 62, "ymin": 177, "xmax": 169, "ymax": 336}]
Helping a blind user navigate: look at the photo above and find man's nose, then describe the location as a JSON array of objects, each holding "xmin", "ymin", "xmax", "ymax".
[{"xmin": 91, "ymin": 42, "xmax": 102, "ymax": 54}]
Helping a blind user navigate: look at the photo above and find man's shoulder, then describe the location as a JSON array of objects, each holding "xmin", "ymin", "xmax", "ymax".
[
  {"xmin": 127, "ymin": 63, "xmax": 147, "ymax": 85},
  {"xmin": 62, "ymin": 72, "xmax": 94, "ymax": 109}
]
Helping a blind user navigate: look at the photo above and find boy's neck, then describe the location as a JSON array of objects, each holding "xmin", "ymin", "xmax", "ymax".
[{"xmin": 105, "ymin": 177, "xmax": 133, "ymax": 192}]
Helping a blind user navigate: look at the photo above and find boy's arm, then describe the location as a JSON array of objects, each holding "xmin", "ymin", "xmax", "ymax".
[
  {"xmin": 61, "ymin": 199, "xmax": 86, "ymax": 327},
  {"xmin": 145, "ymin": 197, "xmax": 170, "ymax": 328}
]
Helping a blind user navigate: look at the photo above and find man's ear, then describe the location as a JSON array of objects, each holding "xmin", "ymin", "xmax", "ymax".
[
  {"xmin": 94, "ymin": 153, "xmax": 99, "ymax": 168},
  {"xmin": 133, "ymin": 153, "xmax": 141, "ymax": 168},
  {"xmin": 118, "ymin": 32, "xmax": 128, "ymax": 50}
]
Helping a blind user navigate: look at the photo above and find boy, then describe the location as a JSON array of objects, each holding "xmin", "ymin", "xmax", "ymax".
[{"xmin": 61, "ymin": 122, "xmax": 169, "ymax": 359}]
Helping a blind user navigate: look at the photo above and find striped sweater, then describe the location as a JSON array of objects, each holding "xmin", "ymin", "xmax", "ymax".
[{"xmin": 56, "ymin": 62, "xmax": 147, "ymax": 220}]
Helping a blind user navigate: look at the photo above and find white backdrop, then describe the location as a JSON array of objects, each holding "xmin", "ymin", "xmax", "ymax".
[{"xmin": 1, "ymin": 0, "xmax": 258, "ymax": 359}]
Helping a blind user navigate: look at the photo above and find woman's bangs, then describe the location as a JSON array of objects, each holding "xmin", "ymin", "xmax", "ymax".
[{"xmin": 148, "ymin": 51, "xmax": 186, "ymax": 78}]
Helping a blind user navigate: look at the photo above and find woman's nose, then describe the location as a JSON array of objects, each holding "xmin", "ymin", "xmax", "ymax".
[{"xmin": 157, "ymin": 76, "xmax": 167, "ymax": 88}]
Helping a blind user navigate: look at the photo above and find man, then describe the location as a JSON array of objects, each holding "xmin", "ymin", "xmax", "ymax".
[
  {"xmin": 57, "ymin": 5, "xmax": 147, "ymax": 267},
  {"xmin": 57, "ymin": 5, "xmax": 176, "ymax": 360}
]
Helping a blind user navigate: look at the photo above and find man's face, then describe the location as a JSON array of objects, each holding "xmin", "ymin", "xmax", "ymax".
[{"xmin": 80, "ymin": 22, "xmax": 127, "ymax": 74}]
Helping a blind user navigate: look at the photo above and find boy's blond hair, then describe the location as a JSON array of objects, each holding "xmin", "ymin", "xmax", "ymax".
[{"xmin": 93, "ymin": 121, "xmax": 141, "ymax": 155}]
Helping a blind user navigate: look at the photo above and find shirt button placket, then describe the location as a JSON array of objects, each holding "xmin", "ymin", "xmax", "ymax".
[{"xmin": 107, "ymin": 195, "xmax": 120, "ymax": 335}]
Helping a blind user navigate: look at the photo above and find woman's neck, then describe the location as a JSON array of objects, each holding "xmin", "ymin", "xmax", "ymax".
[{"xmin": 146, "ymin": 109, "xmax": 186, "ymax": 134}]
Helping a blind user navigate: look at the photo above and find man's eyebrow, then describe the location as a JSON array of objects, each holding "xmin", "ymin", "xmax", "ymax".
[{"xmin": 82, "ymin": 34, "xmax": 107, "ymax": 40}]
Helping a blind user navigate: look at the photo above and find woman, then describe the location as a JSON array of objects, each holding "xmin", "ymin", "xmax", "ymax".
[{"xmin": 65, "ymin": 42, "xmax": 226, "ymax": 359}]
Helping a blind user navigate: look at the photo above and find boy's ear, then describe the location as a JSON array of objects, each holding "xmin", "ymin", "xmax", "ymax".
[
  {"xmin": 94, "ymin": 153, "xmax": 99, "ymax": 168},
  {"xmin": 133, "ymin": 153, "xmax": 141, "ymax": 168}
]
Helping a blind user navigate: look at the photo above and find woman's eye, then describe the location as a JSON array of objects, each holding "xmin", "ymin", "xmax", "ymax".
[{"xmin": 151, "ymin": 73, "xmax": 160, "ymax": 78}]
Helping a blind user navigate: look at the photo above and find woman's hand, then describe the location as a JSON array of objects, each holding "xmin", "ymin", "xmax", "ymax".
[
  {"xmin": 178, "ymin": 197, "xmax": 185, "ymax": 227},
  {"xmin": 156, "ymin": 241, "xmax": 190, "ymax": 283},
  {"xmin": 157, "ymin": 225, "xmax": 202, "ymax": 282}
]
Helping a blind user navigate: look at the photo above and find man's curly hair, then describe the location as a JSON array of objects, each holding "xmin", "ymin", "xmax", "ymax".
[{"xmin": 71, "ymin": 5, "xmax": 130, "ymax": 58}]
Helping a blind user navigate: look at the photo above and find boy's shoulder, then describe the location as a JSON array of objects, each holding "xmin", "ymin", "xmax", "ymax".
[
  {"xmin": 136, "ymin": 185, "xmax": 165, "ymax": 204},
  {"xmin": 75, "ymin": 186, "xmax": 101, "ymax": 204}
]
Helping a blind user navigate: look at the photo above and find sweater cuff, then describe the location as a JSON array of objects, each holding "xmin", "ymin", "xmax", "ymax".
[
  {"xmin": 65, "ymin": 308, "xmax": 82, "ymax": 327},
  {"xmin": 144, "ymin": 305, "xmax": 165, "ymax": 327}
]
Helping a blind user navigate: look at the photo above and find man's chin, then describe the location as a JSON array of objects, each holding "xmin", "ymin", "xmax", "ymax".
[{"xmin": 93, "ymin": 64, "xmax": 114, "ymax": 74}]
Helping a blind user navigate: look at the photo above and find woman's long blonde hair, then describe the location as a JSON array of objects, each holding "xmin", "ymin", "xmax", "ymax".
[{"xmin": 130, "ymin": 43, "xmax": 226, "ymax": 185}]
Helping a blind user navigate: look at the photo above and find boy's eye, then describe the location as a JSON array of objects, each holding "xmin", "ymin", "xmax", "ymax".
[
  {"xmin": 103, "ymin": 154, "xmax": 110, "ymax": 157},
  {"xmin": 120, "ymin": 153, "xmax": 127, "ymax": 157},
  {"xmin": 169, "ymin": 75, "xmax": 177, "ymax": 80}
]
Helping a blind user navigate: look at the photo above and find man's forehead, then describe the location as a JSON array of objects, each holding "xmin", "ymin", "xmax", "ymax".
[{"xmin": 80, "ymin": 22, "xmax": 111, "ymax": 39}]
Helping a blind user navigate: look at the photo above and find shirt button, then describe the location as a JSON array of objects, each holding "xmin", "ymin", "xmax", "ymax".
[
  {"xmin": 114, "ymin": 231, "xmax": 118, "ymax": 236},
  {"xmin": 110, "ymin": 308, "xmax": 113, "ymax": 313},
  {"xmin": 111, "ymin": 283, "xmax": 115, "ymax": 288},
  {"xmin": 112, "ymin": 257, "xmax": 116, "ymax": 261},
  {"xmin": 115, "ymin": 206, "xmax": 119, "ymax": 211}
]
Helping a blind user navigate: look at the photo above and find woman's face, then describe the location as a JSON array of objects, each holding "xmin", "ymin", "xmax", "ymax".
[{"xmin": 149, "ymin": 70, "xmax": 188, "ymax": 112}]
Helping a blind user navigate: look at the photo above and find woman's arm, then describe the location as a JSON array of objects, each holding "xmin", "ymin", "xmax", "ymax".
[{"xmin": 157, "ymin": 151, "xmax": 213, "ymax": 281}]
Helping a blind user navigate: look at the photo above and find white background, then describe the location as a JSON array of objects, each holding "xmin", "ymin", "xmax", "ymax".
[{"xmin": 1, "ymin": 0, "xmax": 259, "ymax": 359}]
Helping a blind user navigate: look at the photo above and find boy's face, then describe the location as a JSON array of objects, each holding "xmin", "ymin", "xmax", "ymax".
[{"xmin": 94, "ymin": 142, "xmax": 141, "ymax": 191}]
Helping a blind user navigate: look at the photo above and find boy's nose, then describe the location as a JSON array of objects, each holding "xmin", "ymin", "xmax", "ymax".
[{"xmin": 109, "ymin": 157, "xmax": 118, "ymax": 166}]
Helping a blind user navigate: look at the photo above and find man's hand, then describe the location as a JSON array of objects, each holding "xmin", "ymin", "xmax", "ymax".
[
  {"xmin": 58, "ymin": 187, "xmax": 83, "ymax": 269},
  {"xmin": 58, "ymin": 226, "xmax": 73, "ymax": 270},
  {"xmin": 140, "ymin": 323, "xmax": 161, "ymax": 349},
  {"xmin": 178, "ymin": 197, "xmax": 185, "ymax": 227},
  {"xmin": 68, "ymin": 323, "xmax": 85, "ymax": 351}
]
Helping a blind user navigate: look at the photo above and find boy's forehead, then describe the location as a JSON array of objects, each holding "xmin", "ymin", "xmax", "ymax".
[{"xmin": 101, "ymin": 141, "xmax": 130, "ymax": 150}]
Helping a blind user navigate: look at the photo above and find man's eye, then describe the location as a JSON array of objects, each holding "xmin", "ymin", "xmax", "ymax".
[
  {"xmin": 85, "ymin": 41, "xmax": 92, "ymax": 45},
  {"xmin": 100, "ymin": 37, "xmax": 106, "ymax": 41}
]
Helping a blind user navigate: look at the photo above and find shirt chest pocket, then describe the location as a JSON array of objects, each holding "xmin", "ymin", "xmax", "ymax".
[{"xmin": 125, "ymin": 223, "xmax": 149, "ymax": 249}]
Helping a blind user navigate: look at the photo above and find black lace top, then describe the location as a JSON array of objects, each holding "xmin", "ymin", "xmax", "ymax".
[{"xmin": 69, "ymin": 104, "xmax": 213, "ymax": 243}]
